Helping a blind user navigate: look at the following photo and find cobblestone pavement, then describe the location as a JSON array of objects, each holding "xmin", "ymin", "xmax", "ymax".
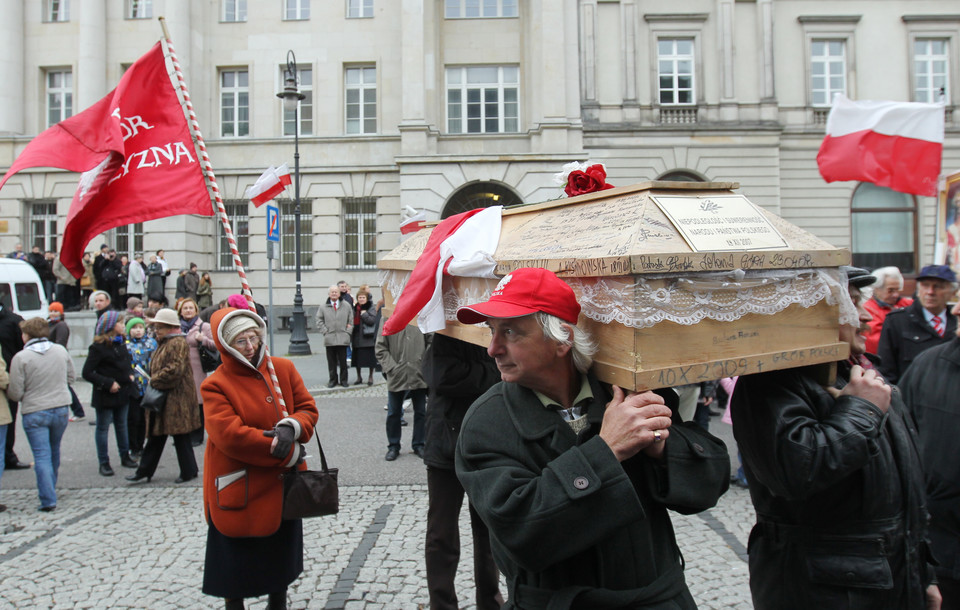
[
  {"xmin": 0, "ymin": 483, "xmax": 754, "ymax": 609},
  {"xmin": 0, "ymin": 350, "xmax": 756, "ymax": 608}
]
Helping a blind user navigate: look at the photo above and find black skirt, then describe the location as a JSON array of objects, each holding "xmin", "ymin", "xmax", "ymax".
[
  {"xmin": 202, "ymin": 517, "xmax": 303, "ymax": 599},
  {"xmin": 352, "ymin": 345, "xmax": 377, "ymax": 368}
]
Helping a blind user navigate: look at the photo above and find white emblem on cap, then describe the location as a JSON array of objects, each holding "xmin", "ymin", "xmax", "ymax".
[{"xmin": 492, "ymin": 274, "xmax": 512, "ymax": 296}]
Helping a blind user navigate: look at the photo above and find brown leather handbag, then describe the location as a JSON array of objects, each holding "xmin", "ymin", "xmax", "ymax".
[{"xmin": 280, "ymin": 435, "xmax": 339, "ymax": 519}]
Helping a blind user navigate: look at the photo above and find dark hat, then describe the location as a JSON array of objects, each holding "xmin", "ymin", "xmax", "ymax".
[
  {"xmin": 916, "ymin": 264, "xmax": 957, "ymax": 284},
  {"xmin": 842, "ymin": 266, "xmax": 877, "ymax": 289}
]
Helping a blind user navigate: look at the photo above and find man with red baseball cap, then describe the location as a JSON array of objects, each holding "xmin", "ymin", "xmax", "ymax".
[{"xmin": 454, "ymin": 267, "xmax": 727, "ymax": 609}]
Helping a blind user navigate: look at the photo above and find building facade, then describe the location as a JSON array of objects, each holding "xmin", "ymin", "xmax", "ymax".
[{"xmin": 0, "ymin": 0, "xmax": 958, "ymax": 311}]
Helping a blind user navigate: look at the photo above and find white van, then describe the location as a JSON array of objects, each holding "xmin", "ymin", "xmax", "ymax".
[{"xmin": 0, "ymin": 258, "xmax": 49, "ymax": 319}]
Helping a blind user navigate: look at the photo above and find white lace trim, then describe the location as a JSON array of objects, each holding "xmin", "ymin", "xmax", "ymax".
[{"xmin": 379, "ymin": 268, "xmax": 859, "ymax": 329}]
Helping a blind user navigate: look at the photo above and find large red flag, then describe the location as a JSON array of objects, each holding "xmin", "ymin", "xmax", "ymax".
[
  {"xmin": 817, "ymin": 94, "xmax": 944, "ymax": 197},
  {"xmin": 0, "ymin": 41, "xmax": 213, "ymax": 277}
]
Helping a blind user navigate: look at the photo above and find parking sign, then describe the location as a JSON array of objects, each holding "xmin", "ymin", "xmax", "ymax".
[{"xmin": 266, "ymin": 204, "xmax": 280, "ymax": 243}]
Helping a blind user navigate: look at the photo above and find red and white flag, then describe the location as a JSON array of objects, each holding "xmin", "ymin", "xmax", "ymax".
[
  {"xmin": 0, "ymin": 41, "xmax": 213, "ymax": 278},
  {"xmin": 399, "ymin": 209, "xmax": 426, "ymax": 236},
  {"xmin": 383, "ymin": 206, "xmax": 502, "ymax": 336},
  {"xmin": 245, "ymin": 163, "xmax": 292, "ymax": 207},
  {"xmin": 817, "ymin": 94, "xmax": 944, "ymax": 197}
]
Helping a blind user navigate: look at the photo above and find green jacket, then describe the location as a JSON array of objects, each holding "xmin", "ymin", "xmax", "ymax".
[
  {"xmin": 374, "ymin": 321, "xmax": 427, "ymax": 393},
  {"xmin": 456, "ymin": 373, "xmax": 727, "ymax": 609}
]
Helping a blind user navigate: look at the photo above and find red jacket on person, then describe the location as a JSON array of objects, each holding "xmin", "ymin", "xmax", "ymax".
[
  {"xmin": 201, "ymin": 308, "xmax": 318, "ymax": 538},
  {"xmin": 863, "ymin": 295, "xmax": 912, "ymax": 355}
]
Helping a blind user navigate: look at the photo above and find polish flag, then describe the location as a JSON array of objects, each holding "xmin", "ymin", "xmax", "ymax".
[
  {"xmin": 400, "ymin": 210, "xmax": 426, "ymax": 235},
  {"xmin": 245, "ymin": 163, "xmax": 292, "ymax": 207},
  {"xmin": 817, "ymin": 94, "xmax": 944, "ymax": 197},
  {"xmin": 383, "ymin": 206, "xmax": 503, "ymax": 336}
]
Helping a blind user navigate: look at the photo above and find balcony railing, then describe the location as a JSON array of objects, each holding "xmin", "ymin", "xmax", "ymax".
[{"xmin": 659, "ymin": 107, "xmax": 698, "ymax": 124}]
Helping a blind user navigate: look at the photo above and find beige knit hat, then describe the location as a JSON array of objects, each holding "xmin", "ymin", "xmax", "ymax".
[{"xmin": 222, "ymin": 313, "xmax": 260, "ymax": 346}]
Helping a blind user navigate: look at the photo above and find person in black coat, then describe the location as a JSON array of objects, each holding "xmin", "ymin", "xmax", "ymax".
[
  {"xmin": 0, "ymin": 304, "xmax": 27, "ymax": 469},
  {"xmin": 899, "ymin": 332, "xmax": 960, "ymax": 608},
  {"xmin": 422, "ymin": 333, "xmax": 504, "ymax": 610},
  {"xmin": 877, "ymin": 264, "xmax": 957, "ymax": 384},
  {"xmin": 82, "ymin": 309, "xmax": 139, "ymax": 476},
  {"xmin": 350, "ymin": 293, "xmax": 380, "ymax": 385},
  {"xmin": 733, "ymin": 267, "xmax": 939, "ymax": 609}
]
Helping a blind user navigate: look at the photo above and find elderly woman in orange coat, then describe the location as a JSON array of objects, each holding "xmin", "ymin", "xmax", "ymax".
[{"xmin": 200, "ymin": 307, "xmax": 318, "ymax": 610}]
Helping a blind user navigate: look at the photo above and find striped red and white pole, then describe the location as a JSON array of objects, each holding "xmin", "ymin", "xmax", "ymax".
[{"xmin": 160, "ymin": 20, "xmax": 290, "ymax": 417}]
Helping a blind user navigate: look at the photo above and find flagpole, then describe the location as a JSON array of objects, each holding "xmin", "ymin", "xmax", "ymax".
[{"xmin": 158, "ymin": 17, "xmax": 291, "ymax": 417}]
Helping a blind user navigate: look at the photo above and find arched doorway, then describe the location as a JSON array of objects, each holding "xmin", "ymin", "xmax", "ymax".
[
  {"xmin": 657, "ymin": 170, "xmax": 706, "ymax": 182},
  {"xmin": 441, "ymin": 181, "xmax": 524, "ymax": 219}
]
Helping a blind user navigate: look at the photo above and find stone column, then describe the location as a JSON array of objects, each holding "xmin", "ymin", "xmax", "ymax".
[
  {"xmin": 758, "ymin": 0, "xmax": 777, "ymax": 120},
  {"xmin": 77, "ymin": 0, "xmax": 107, "ymax": 109},
  {"xmin": 399, "ymin": 0, "xmax": 429, "ymax": 156},
  {"xmin": 718, "ymin": 0, "xmax": 737, "ymax": 121},
  {"xmin": 0, "ymin": 0, "xmax": 24, "ymax": 134}
]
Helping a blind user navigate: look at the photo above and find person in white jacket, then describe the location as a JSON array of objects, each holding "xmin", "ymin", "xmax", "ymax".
[{"xmin": 7, "ymin": 317, "xmax": 75, "ymax": 512}]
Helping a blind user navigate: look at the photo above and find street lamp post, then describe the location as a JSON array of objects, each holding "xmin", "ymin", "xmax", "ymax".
[{"xmin": 277, "ymin": 50, "xmax": 311, "ymax": 355}]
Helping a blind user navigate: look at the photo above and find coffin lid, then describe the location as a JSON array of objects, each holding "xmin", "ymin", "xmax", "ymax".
[{"xmin": 378, "ymin": 181, "xmax": 851, "ymax": 275}]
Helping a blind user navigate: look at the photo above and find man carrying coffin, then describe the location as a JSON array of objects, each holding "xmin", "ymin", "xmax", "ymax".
[
  {"xmin": 454, "ymin": 267, "xmax": 728, "ymax": 609},
  {"xmin": 732, "ymin": 266, "xmax": 940, "ymax": 610}
]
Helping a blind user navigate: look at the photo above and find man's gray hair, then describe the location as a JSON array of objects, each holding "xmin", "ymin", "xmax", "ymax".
[
  {"xmin": 536, "ymin": 312, "xmax": 598, "ymax": 374},
  {"xmin": 871, "ymin": 266, "xmax": 904, "ymax": 290}
]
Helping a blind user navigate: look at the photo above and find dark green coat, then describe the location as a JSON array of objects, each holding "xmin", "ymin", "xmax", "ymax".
[{"xmin": 456, "ymin": 373, "xmax": 727, "ymax": 609}]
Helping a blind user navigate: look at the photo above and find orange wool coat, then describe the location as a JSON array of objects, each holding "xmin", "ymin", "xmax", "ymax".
[{"xmin": 201, "ymin": 308, "xmax": 319, "ymax": 538}]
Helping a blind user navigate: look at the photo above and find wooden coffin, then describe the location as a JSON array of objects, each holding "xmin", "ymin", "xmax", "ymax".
[{"xmin": 379, "ymin": 181, "xmax": 851, "ymax": 391}]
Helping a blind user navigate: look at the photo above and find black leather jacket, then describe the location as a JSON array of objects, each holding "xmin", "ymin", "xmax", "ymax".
[
  {"xmin": 732, "ymin": 359, "xmax": 933, "ymax": 609},
  {"xmin": 421, "ymin": 333, "xmax": 500, "ymax": 470},
  {"xmin": 899, "ymin": 336, "xmax": 960, "ymax": 581}
]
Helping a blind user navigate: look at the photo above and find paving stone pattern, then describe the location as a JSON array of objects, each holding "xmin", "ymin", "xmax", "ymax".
[{"xmin": 0, "ymin": 483, "xmax": 755, "ymax": 608}]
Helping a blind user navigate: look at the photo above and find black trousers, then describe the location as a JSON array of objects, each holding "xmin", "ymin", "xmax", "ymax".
[
  {"xmin": 325, "ymin": 345, "xmax": 348, "ymax": 385},
  {"xmin": 941, "ymin": 576, "xmax": 960, "ymax": 610},
  {"xmin": 136, "ymin": 433, "xmax": 198, "ymax": 480},
  {"xmin": 425, "ymin": 466, "xmax": 503, "ymax": 610},
  {"xmin": 4, "ymin": 401, "xmax": 18, "ymax": 465}
]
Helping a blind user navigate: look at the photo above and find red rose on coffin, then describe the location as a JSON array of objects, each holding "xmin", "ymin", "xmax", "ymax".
[{"xmin": 564, "ymin": 164, "xmax": 615, "ymax": 197}]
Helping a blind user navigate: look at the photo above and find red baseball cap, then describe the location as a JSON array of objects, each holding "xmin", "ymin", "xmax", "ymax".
[{"xmin": 456, "ymin": 268, "xmax": 581, "ymax": 325}]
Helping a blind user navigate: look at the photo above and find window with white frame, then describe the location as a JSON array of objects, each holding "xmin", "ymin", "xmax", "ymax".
[
  {"xmin": 445, "ymin": 0, "xmax": 517, "ymax": 18},
  {"xmin": 218, "ymin": 201, "xmax": 249, "ymax": 270},
  {"xmin": 657, "ymin": 38, "xmax": 695, "ymax": 105},
  {"xmin": 811, "ymin": 40, "xmax": 846, "ymax": 106},
  {"xmin": 285, "ymin": 0, "xmax": 310, "ymax": 20},
  {"xmin": 851, "ymin": 183, "xmax": 917, "ymax": 273},
  {"xmin": 45, "ymin": 0, "xmax": 69, "ymax": 22},
  {"xmin": 277, "ymin": 199, "xmax": 313, "ymax": 270},
  {"xmin": 127, "ymin": 0, "xmax": 152, "ymax": 19},
  {"xmin": 46, "ymin": 69, "xmax": 72, "ymax": 128},
  {"xmin": 914, "ymin": 39, "xmax": 950, "ymax": 104},
  {"xmin": 446, "ymin": 66, "xmax": 519, "ymax": 134},
  {"xmin": 223, "ymin": 0, "xmax": 247, "ymax": 22},
  {"xmin": 29, "ymin": 202, "xmax": 58, "ymax": 253},
  {"xmin": 220, "ymin": 69, "xmax": 250, "ymax": 137},
  {"xmin": 345, "ymin": 66, "xmax": 377, "ymax": 135},
  {"xmin": 282, "ymin": 66, "xmax": 313, "ymax": 136},
  {"xmin": 347, "ymin": 0, "xmax": 373, "ymax": 18},
  {"xmin": 342, "ymin": 198, "xmax": 377, "ymax": 269},
  {"xmin": 115, "ymin": 223, "xmax": 144, "ymax": 260}
]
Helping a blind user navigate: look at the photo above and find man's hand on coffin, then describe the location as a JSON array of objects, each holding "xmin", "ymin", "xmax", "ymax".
[
  {"xmin": 599, "ymin": 385, "xmax": 673, "ymax": 462},
  {"xmin": 827, "ymin": 364, "xmax": 890, "ymax": 413}
]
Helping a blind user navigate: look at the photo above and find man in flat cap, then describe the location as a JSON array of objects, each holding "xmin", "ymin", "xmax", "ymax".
[
  {"xmin": 732, "ymin": 267, "xmax": 939, "ymax": 609},
  {"xmin": 454, "ymin": 267, "xmax": 728, "ymax": 609},
  {"xmin": 878, "ymin": 264, "xmax": 957, "ymax": 384}
]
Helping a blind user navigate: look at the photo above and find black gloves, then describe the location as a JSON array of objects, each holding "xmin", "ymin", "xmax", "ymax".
[{"xmin": 263, "ymin": 422, "xmax": 297, "ymax": 459}]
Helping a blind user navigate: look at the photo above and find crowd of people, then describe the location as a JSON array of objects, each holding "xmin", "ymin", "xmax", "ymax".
[{"xmin": 2, "ymin": 251, "xmax": 960, "ymax": 610}]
